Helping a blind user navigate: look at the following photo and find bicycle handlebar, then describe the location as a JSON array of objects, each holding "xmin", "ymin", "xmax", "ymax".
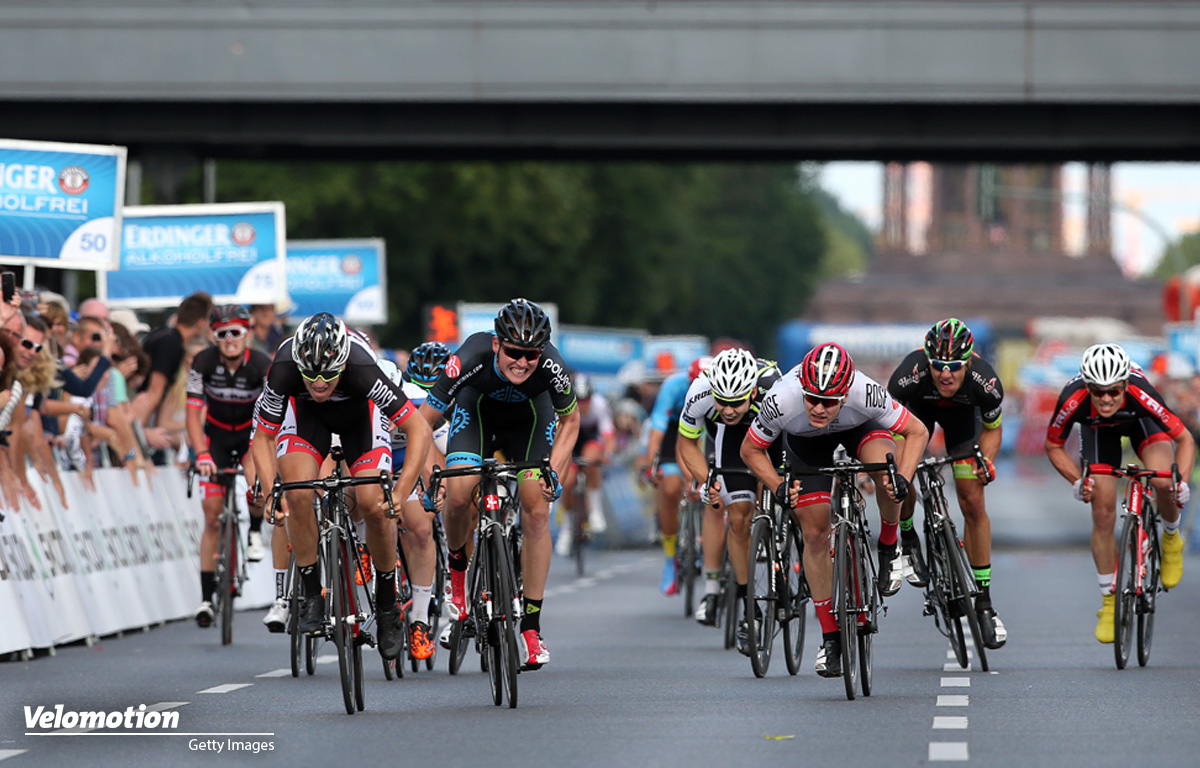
[
  {"xmin": 266, "ymin": 470, "xmax": 397, "ymax": 524},
  {"xmin": 427, "ymin": 456, "xmax": 555, "ymax": 505},
  {"xmin": 185, "ymin": 462, "xmax": 243, "ymax": 499},
  {"xmin": 917, "ymin": 444, "xmax": 993, "ymax": 485},
  {"xmin": 790, "ymin": 453, "xmax": 906, "ymax": 501},
  {"xmin": 1084, "ymin": 463, "xmax": 1179, "ymax": 483}
]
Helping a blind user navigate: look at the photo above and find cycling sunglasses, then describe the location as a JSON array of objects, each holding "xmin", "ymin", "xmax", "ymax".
[
  {"xmin": 214, "ymin": 327, "xmax": 247, "ymax": 341},
  {"xmin": 300, "ymin": 367, "xmax": 343, "ymax": 383},
  {"xmin": 1088, "ymin": 384, "xmax": 1125, "ymax": 399},
  {"xmin": 804, "ymin": 393, "xmax": 845, "ymax": 407},
  {"xmin": 713, "ymin": 395, "xmax": 751, "ymax": 409},
  {"xmin": 19, "ymin": 338, "xmax": 42, "ymax": 353},
  {"xmin": 929, "ymin": 358, "xmax": 968, "ymax": 373},
  {"xmin": 500, "ymin": 344, "xmax": 542, "ymax": 362}
]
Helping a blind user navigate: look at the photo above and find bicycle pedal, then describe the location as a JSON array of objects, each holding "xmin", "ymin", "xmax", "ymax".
[{"xmin": 923, "ymin": 601, "xmax": 936, "ymax": 617}]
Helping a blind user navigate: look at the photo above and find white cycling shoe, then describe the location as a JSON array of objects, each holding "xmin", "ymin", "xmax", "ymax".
[
  {"xmin": 262, "ymin": 598, "xmax": 288, "ymax": 633},
  {"xmin": 246, "ymin": 531, "xmax": 266, "ymax": 562}
]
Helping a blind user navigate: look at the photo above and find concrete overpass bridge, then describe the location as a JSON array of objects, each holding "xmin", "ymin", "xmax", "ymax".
[{"xmin": 3, "ymin": 1, "xmax": 1200, "ymax": 163}]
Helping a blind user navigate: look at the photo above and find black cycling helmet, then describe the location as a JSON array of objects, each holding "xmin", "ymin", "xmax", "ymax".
[
  {"xmin": 924, "ymin": 318, "xmax": 974, "ymax": 362},
  {"xmin": 210, "ymin": 304, "xmax": 250, "ymax": 329},
  {"xmin": 494, "ymin": 298, "xmax": 551, "ymax": 348},
  {"xmin": 292, "ymin": 313, "xmax": 351, "ymax": 375},
  {"xmin": 408, "ymin": 341, "xmax": 451, "ymax": 387}
]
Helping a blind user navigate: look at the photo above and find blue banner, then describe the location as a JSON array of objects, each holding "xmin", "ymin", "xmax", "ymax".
[
  {"xmin": 643, "ymin": 335, "xmax": 708, "ymax": 375},
  {"xmin": 287, "ymin": 239, "xmax": 387, "ymax": 324},
  {"xmin": 558, "ymin": 325, "xmax": 646, "ymax": 375},
  {"xmin": 0, "ymin": 139, "xmax": 126, "ymax": 269},
  {"xmin": 105, "ymin": 203, "xmax": 286, "ymax": 308}
]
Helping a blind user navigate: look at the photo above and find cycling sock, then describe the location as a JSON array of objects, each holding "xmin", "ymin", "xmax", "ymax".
[
  {"xmin": 899, "ymin": 515, "xmax": 916, "ymax": 534},
  {"xmin": 249, "ymin": 514, "xmax": 263, "ymax": 533},
  {"xmin": 521, "ymin": 598, "xmax": 543, "ymax": 633},
  {"xmin": 200, "ymin": 571, "xmax": 215, "ymax": 603},
  {"xmin": 972, "ymin": 564, "xmax": 991, "ymax": 588},
  {"xmin": 586, "ymin": 489, "xmax": 603, "ymax": 516},
  {"xmin": 375, "ymin": 569, "xmax": 397, "ymax": 609},
  {"xmin": 411, "ymin": 584, "xmax": 432, "ymax": 625},
  {"xmin": 274, "ymin": 569, "xmax": 286, "ymax": 600},
  {"xmin": 814, "ymin": 598, "xmax": 838, "ymax": 634},
  {"xmin": 705, "ymin": 570, "xmax": 721, "ymax": 596},
  {"xmin": 736, "ymin": 583, "xmax": 747, "ymax": 600},
  {"xmin": 1163, "ymin": 517, "xmax": 1181, "ymax": 535},
  {"xmin": 300, "ymin": 562, "xmax": 321, "ymax": 597},
  {"xmin": 448, "ymin": 546, "xmax": 468, "ymax": 572},
  {"xmin": 662, "ymin": 534, "xmax": 677, "ymax": 559},
  {"xmin": 1098, "ymin": 571, "xmax": 1114, "ymax": 596},
  {"xmin": 879, "ymin": 518, "xmax": 899, "ymax": 547}
]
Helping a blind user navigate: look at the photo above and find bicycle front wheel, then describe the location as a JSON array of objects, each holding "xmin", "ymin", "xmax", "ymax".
[
  {"xmin": 746, "ymin": 517, "xmax": 776, "ymax": 677},
  {"xmin": 721, "ymin": 557, "xmax": 739, "ymax": 651},
  {"xmin": 679, "ymin": 504, "xmax": 698, "ymax": 617},
  {"xmin": 329, "ymin": 530, "xmax": 356, "ymax": 714},
  {"xmin": 855, "ymin": 533, "xmax": 875, "ymax": 697},
  {"xmin": 492, "ymin": 531, "xmax": 520, "ymax": 709},
  {"xmin": 1114, "ymin": 514, "xmax": 1138, "ymax": 670},
  {"xmin": 1138, "ymin": 518, "xmax": 1160, "ymax": 667},
  {"xmin": 781, "ymin": 520, "xmax": 808, "ymax": 676},
  {"xmin": 216, "ymin": 515, "xmax": 236, "ymax": 646},
  {"xmin": 833, "ymin": 524, "xmax": 858, "ymax": 700},
  {"xmin": 945, "ymin": 523, "xmax": 988, "ymax": 672},
  {"xmin": 287, "ymin": 558, "xmax": 301, "ymax": 677}
]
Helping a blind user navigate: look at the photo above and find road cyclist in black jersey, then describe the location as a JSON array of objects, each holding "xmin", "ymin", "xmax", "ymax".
[
  {"xmin": 1044, "ymin": 342, "xmax": 1193, "ymax": 644},
  {"xmin": 251, "ymin": 313, "xmax": 433, "ymax": 663},
  {"xmin": 186, "ymin": 305, "xmax": 273, "ymax": 629},
  {"xmin": 675, "ymin": 348, "xmax": 782, "ymax": 651},
  {"xmin": 418, "ymin": 298, "xmax": 580, "ymax": 670},
  {"xmin": 887, "ymin": 318, "xmax": 1008, "ymax": 649}
]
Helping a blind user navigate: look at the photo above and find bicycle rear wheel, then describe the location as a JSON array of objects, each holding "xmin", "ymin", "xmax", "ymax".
[
  {"xmin": 834, "ymin": 524, "xmax": 858, "ymax": 700},
  {"xmin": 746, "ymin": 517, "xmax": 776, "ymax": 677},
  {"xmin": 287, "ymin": 559, "xmax": 302, "ymax": 677},
  {"xmin": 1138, "ymin": 518, "xmax": 1159, "ymax": 667},
  {"xmin": 350, "ymin": 575, "xmax": 365, "ymax": 711},
  {"xmin": 856, "ymin": 534, "xmax": 875, "ymax": 697},
  {"xmin": 721, "ymin": 557, "xmax": 739, "ymax": 651},
  {"xmin": 781, "ymin": 520, "xmax": 808, "ymax": 676},
  {"xmin": 329, "ymin": 530, "xmax": 356, "ymax": 714},
  {"xmin": 216, "ymin": 515, "xmax": 236, "ymax": 646},
  {"xmin": 305, "ymin": 635, "xmax": 318, "ymax": 676},
  {"xmin": 427, "ymin": 539, "xmax": 447, "ymax": 671},
  {"xmin": 1114, "ymin": 514, "xmax": 1138, "ymax": 670}
]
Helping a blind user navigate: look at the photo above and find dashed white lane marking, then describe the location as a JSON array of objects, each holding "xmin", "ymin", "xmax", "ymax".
[
  {"xmin": 944, "ymin": 662, "xmax": 972, "ymax": 671},
  {"xmin": 0, "ymin": 751, "xmax": 27, "ymax": 761},
  {"xmin": 316, "ymin": 655, "xmax": 337, "ymax": 665},
  {"xmin": 941, "ymin": 677, "xmax": 971, "ymax": 688},
  {"xmin": 933, "ymin": 717, "xmax": 969, "ymax": 729},
  {"xmin": 945, "ymin": 648, "xmax": 974, "ymax": 659},
  {"xmin": 929, "ymin": 742, "xmax": 969, "ymax": 761},
  {"xmin": 198, "ymin": 684, "xmax": 253, "ymax": 694},
  {"xmin": 255, "ymin": 669, "xmax": 291, "ymax": 678},
  {"xmin": 937, "ymin": 695, "xmax": 970, "ymax": 707}
]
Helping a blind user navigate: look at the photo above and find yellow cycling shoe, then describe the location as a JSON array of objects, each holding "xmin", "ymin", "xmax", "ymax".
[
  {"xmin": 1161, "ymin": 530, "xmax": 1184, "ymax": 589},
  {"xmin": 1095, "ymin": 593, "xmax": 1115, "ymax": 644}
]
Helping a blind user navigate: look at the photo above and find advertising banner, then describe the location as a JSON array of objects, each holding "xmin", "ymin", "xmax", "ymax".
[
  {"xmin": 456, "ymin": 301, "xmax": 559, "ymax": 347},
  {"xmin": 557, "ymin": 325, "xmax": 646, "ymax": 375},
  {"xmin": 0, "ymin": 138, "xmax": 126, "ymax": 269},
  {"xmin": 105, "ymin": 202, "xmax": 286, "ymax": 308},
  {"xmin": 287, "ymin": 239, "xmax": 387, "ymax": 324},
  {"xmin": 643, "ymin": 335, "xmax": 708, "ymax": 375}
]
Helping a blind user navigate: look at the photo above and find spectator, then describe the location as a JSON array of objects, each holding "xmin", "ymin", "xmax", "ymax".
[
  {"xmin": 15, "ymin": 315, "xmax": 70, "ymax": 506},
  {"xmin": 248, "ymin": 303, "xmax": 284, "ymax": 357},
  {"xmin": 133, "ymin": 292, "xmax": 212, "ymax": 453},
  {"xmin": 110, "ymin": 307, "xmax": 150, "ymax": 341},
  {"xmin": 155, "ymin": 336, "xmax": 209, "ymax": 464},
  {"xmin": 39, "ymin": 299, "xmax": 71, "ymax": 358}
]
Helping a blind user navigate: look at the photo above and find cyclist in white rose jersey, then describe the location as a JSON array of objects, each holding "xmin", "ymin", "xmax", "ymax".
[{"xmin": 740, "ymin": 343, "xmax": 929, "ymax": 679}]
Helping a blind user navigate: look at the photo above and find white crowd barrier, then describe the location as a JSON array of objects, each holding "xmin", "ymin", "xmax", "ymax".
[{"xmin": 0, "ymin": 466, "xmax": 276, "ymax": 656}]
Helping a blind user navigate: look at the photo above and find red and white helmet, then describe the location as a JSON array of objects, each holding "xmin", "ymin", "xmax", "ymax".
[
  {"xmin": 799, "ymin": 343, "xmax": 855, "ymax": 399},
  {"xmin": 688, "ymin": 355, "xmax": 714, "ymax": 382}
]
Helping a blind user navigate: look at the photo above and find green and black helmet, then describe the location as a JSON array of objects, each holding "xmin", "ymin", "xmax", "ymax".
[{"xmin": 924, "ymin": 318, "xmax": 974, "ymax": 362}]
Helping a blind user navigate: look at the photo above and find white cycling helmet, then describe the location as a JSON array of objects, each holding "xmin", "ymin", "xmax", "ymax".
[
  {"xmin": 1079, "ymin": 343, "xmax": 1131, "ymax": 387},
  {"xmin": 377, "ymin": 358, "xmax": 403, "ymax": 387},
  {"xmin": 708, "ymin": 348, "xmax": 759, "ymax": 401}
]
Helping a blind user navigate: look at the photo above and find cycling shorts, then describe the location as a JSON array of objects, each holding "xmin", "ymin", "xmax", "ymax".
[
  {"xmin": 444, "ymin": 391, "xmax": 557, "ymax": 480},
  {"xmin": 783, "ymin": 420, "xmax": 896, "ymax": 508},
  {"xmin": 200, "ymin": 426, "xmax": 251, "ymax": 498},
  {"xmin": 1080, "ymin": 418, "xmax": 1171, "ymax": 469},
  {"xmin": 275, "ymin": 397, "xmax": 392, "ymax": 475},
  {"xmin": 711, "ymin": 421, "xmax": 780, "ymax": 506}
]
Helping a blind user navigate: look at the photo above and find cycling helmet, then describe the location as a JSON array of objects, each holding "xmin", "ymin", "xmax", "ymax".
[
  {"xmin": 924, "ymin": 318, "xmax": 974, "ymax": 361},
  {"xmin": 708, "ymin": 348, "xmax": 758, "ymax": 401},
  {"xmin": 407, "ymin": 341, "xmax": 450, "ymax": 387},
  {"xmin": 210, "ymin": 304, "xmax": 250, "ymax": 329},
  {"xmin": 292, "ymin": 313, "xmax": 351, "ymax": 375},
  {"xmin": 799, "ymin": 342, "xmax": 855, "ymax": 399},
  {"xmin": 494, "ymin": 298, "xmax": 551, "ymax": 348},
  {"xmin": 378, "ymin": 358, "xmax": 402, "ymax": 387},
  {"xmin": 688, "ymin": 356, "xmax": 714, "ymax": 382},
  {"xmin": 574, "ymin": 373, "xmax": 593, "ymax": 400},
  {"xmin": 1079, "ymin": 343, "xmax": 1131, "ymax": 387}
]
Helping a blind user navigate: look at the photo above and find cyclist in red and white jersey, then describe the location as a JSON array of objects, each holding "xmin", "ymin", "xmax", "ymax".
[
  {"xmin": 1045, "ymin": 342, "xmax": 1193, "ymax": 643},
  {"xmin": 741, "ymin": 343, "xmax": 929, "ymax": 679}
]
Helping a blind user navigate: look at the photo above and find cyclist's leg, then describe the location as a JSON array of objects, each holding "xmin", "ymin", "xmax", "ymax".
[
  {"xmin": 1080, "ymin": 424, "xmax": 1121, "ymax": 642},
  {"xmin": 441, "ymin": 390, "xmax": 487, "ymax": 617},
  {"xmin": 277, "ymin": 403, "xmax": 329, "ymax": 607},
  {"xmin": 857, "ymin": 426, "xmax": 904, "ymax": 596},
  {"xmin": 197, "ymin": 478, "xmax": 223, "ymax": 625},
  {"xmin": 1137, "ymin": 424, "xmax": 1183, "ymax": 587},
  {"xmin": 241, "ymin": 441, "xmax": 266, "ymax": 560},
  {"xmin": 580, "ymin": 438, "xmax": 607, "ymax": 530}
]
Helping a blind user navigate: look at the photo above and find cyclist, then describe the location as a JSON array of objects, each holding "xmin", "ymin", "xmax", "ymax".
[
  {"xmin": 379, "ymin": 342, "xmax": 452, "ymax": 661},
  {"xmin": 555, "ymin": 373, "xmax": 616, "ymax": 556},
  {"xmin": 676, "ymin": 348, "xmax": 781, "ymax": 650},
  {"xmin": 887, "ymin": 318, "xmax": 1007, "ymax": 649},
  {"xmin": 251, "ymin": 313, "xmax": 432, "ymax": 661},
  {"xmin": 642, "ymin": 356, "xmax": 711, "ymax": 596},
  {"xmin": 1045, "ymin": 342, "xmax": 1193, "ymax": 644},
  {"xmin": 185, "ymin": 305, "xmax": 272, "ymax": 628},
  {"xmin": 741, "ymin": 342, "xmax": 929, "ymax": 678},
  {"xmin": 418, "ymin": 298, "xmax": 579, "ymax": 670}
]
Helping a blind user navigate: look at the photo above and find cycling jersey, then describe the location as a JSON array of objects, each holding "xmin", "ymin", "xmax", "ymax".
[
  {"xmin": 574, "ymin": 394, "xmax": 615, "ymax": 457},
  {"xmin": 392, "ymin": 373, "xmax": 449, "ymax": 461},
  {"xmin": 887, "ymin": 350, "xmax": 1003, "ymax": 454},
  {"xmin": 187, "ymin": 347, "xmax": 272, "ymax": 433},
  {"xmin": 649, "ymin": 370, "xmax": 692, "ymax": 470}
]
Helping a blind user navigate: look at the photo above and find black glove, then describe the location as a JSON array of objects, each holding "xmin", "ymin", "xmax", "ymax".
[
  {"xmin": 892, "ymin": 473, "xmax": 910, "ymax": 501},
  {"xmin": 774, "ymin": 480, "xmax": 793, "ymax": 509}
]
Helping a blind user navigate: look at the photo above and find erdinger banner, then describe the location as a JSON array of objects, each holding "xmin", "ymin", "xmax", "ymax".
[
  {"xmin": 0, "ymin": 138, "xmax": 126, "ymax": 269},
  {"xmin": 105, "ymin": 202, "xmax": 287, "ymax": 308},
  {"xmin": 286, "ymin": 239, "xmax": 387, "ymax": 325}
]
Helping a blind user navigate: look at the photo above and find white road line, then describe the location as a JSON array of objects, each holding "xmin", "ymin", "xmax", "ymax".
[
  {"xmin": 941, "ymin": 677, "xmax": 971, "ymax": 688},
  {"xmin": 944, "ymin": 662, "xmax": 971, "ymax": 672},
  {"xmin": 198, "ymin": 684, "xmax": 253, "ymax": 694},
  {"xmin": 316, "ymin": 655, "xmax": 337, "ymax": 665},
  {"xmin": 929, "ymin": 742, "xmax": 970, "ymax": 761},
  {"xmin": 933, "ymin": 717, "xmax": 969, "ymax": 729},
  {"xmin": 0, "ymin": 751, "xmax": 27, "ymax": 761},
  {"xmin": 255, "ymin": 669, "xmax": 291, "ymax": 678},
  {"xmin": 936, "ymin": 695, "xmax": 970, "ymax": 707}
]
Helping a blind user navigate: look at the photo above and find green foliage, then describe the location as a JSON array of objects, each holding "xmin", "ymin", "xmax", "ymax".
[
  {"xmin": 204, "ymin": 161, "xmax": 826, "ymax": 352},
  {"xmin": 1155, "ymin": 233, "xmax": 1200, "ymax": 279}
]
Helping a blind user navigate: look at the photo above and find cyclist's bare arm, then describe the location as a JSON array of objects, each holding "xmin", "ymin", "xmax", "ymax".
[
  {"xmin": 892, "ymin": 411, "xmax": 930, "ymax": 484},
  {"xmin": 550, "ymin": 405, "xmax": 580, "ymax": 483},
  {"xmin": 394, "ymin": 412, "xmax": 433, "ymax": 501},
  {"xmin": 1171, "ymin": 428, "xmax": 1195, "ymax": 481},
  {"xmin": 251, "ymin": 430, "xmax": 281, "ymax": 516},
  {"xmin": 418, "ymin": 400, "xmax": 443, "ymax": 428},
  {"xmin": 676, "ymin": 432, "xmax": 711, "ymax": 493}
]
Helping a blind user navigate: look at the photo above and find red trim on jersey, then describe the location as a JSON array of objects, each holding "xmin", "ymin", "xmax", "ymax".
[
  {"xmin": 279, "ymin": 435, "xmax": 322, "ymax": 464},
  {"xmin": 1128, "ymin": 384, "xmax": 1186, "ymax": 438},
  {"xmin": 200, "ymin": 481, "xmax": 225, "ymax": 499},
  {"xmin": 1137, "ymin": 431, "xmax": 1173, "ymax": 455},
  {"xmin": 1046, "ymin": 388, "xmax": 1089, "ymax": 446},
  {"xmin": 186, "ymin": 398, "xmax": 205, "ymax": 411},
  {"xmin": 796, "ymin": 490, "xmax": 832, "ymax": 508},
  {"xmin": 857, "ymin": 430, "xmax": 895, "ymax": 455},
  {"xmin": 351, "ymin": 446, "xmax": 391, "ymax": 475},
  {"xmin": 747, "ymin": 428, "xmax": 773, "ymax": 449},
  {"xmin": 206, "ymin": 415, "xmax": 254, "ymax": 432},
  {"xmin": 254, "ymin": 416, "xmax": 281, "ymax": 436},
  {"xmin": 389, "ymin": 400, "xmax": 415, "ymax": 428},
  {"xmin": 887, "ymin": 406, "xmax": 910, "ymax": 435}
]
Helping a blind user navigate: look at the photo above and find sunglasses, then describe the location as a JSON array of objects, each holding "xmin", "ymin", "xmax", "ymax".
[
  {"xmin": 501, "ymin": 344, "xmax": 541, "ymax": 362},
  {"xmin": 929, "ymin": 359, "xmax": 968, "ymax": 373},
  {"xmin": 714, "ymin": 395, "xmax": 750, "ymax": 409},
  {"xmin": 804, "ymin": 393, "xmax": 845, "ymax": 407},
  {"xmin": 1088, "ymin": 385, "xmax": 1125, "ymax": 399},
  {"xmin": 19, "ymin": 338, "xmax": 42, "ymax": 353},
  {"xmin": 300, "ymin": 368, "xmax": 342, "ymax": 383},
  {"xmin": 215, "ymin": 327, "xmax": 247, "ymax": 341}
]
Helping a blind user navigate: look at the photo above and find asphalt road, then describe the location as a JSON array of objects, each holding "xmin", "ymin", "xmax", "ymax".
[{"xmin": 2, "ymin": 541, "xmax": 1199, "ymax": 768}]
